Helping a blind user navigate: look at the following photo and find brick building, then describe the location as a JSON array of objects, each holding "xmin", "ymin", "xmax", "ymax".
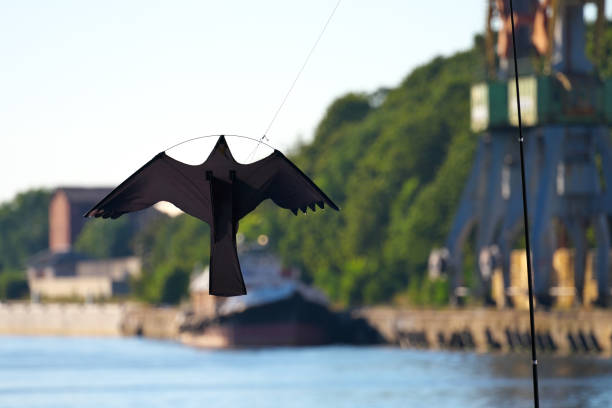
[
  {"xmin": 27, "ymin": 187, "xmax": 161, "ymax": 300},
  {"xmin": 49, "ymin": 187, "xmax": 112, "ymax": 252}
]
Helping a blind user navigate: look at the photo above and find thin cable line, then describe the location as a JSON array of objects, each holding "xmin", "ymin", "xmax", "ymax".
[
  {"xmin": 262, "ymin": 0, "xmax": 342, "ymax": 141},
  {"xmin": 247, "ymin": 0, "xmax": 341, "ymax": 162},
  {"xmin": 509, "ymin": 1, "xmax": 540, "ymax": 407},
  {"xmin": 168, "ymin": 2, "xmax": 341, "ymax": 162}
]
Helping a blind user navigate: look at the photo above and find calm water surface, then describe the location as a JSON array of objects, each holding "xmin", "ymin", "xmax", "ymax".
[{"xmin": 1, "ymin": 336, "xmax": 611, "ymax": 408}]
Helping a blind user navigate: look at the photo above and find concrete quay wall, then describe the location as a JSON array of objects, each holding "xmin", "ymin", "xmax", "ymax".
[
  {"xmin": 0, "ymin": 303, "xmax": 182, "ymax": 339},
  {"xmin": 3, "ymin": 302, "xmax": 611, "ymax": 356},
  {"xmin": 356, "ymin": 307, "xmax": 612, "ymax": 356},
  {"xmin": 121, "ymin": 305, "xmax": 182, "ymax": 339},
  {"xmin": 0, "ymin": 303, "xmax": 125, "ymax": 336}
]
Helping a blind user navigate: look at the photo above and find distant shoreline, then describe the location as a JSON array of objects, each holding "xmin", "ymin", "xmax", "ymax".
[
  {"xmin": 2, "ymin": 302, "xmax": 611, "ymax": 356},
  {"xmin": 0, "ymin": 302, "xmax": 127, "ymax": 337}
]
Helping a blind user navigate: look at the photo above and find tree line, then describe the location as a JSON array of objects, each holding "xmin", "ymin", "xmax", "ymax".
[{"xmin": 3, "ymin": 26, "xmax": 612, "ymax": 305}]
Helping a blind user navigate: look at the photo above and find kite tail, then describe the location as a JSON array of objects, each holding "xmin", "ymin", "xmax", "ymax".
[{"xmin": 208, "ymin": 177, "xmax": 247, "ymax": 297}]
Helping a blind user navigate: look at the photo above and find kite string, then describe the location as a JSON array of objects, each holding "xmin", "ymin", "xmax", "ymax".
[
  {"xmin": 262, "ymin": 0, "xmax": 341, "ymax": 139},
  {"xmin": 247, "ymin": 0, "xmax": 342, "ymax": 161}
]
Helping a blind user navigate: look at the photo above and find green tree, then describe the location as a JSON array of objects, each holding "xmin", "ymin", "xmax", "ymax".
[
  {"xmin": 133, "ymin": 214, "xmax": 210, "ymax": 304},
  {"xmin": 0, "ymin": 189, "xmax": 51, "ymax": 272},
  {"xmin": 74, "ymin": 217, "xmax": 134, "ymax": 258},
  {"xmin": 0, "ymin": 270, "xmax": 29, "ymax": 300}
]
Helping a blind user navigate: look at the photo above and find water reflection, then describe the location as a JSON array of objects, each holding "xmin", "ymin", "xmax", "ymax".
[
  {"xmin": 0, "ymin": 337, "xmax": 610, "ymax": 408},
  {"xmin": 477, "ymin": 354, "xmax": 612, "ymax": 408}
]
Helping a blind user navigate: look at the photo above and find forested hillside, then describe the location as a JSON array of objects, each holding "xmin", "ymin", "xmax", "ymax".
[
  {"xmin": 5, "ymin": 24, "xmax": 612, "ymax": 305},
  {"xmin": 131, "ymin": 38, "xmax": 486, "ymax": 305},
  {"xmin": 258, "ymin": 49, "xmax": 481, "ymax": 305},
  {"xmin": 0, "ymin": 40, "xmax": 485, "ymax": 304}
]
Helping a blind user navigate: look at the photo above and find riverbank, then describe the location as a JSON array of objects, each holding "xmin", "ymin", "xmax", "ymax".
[
  {"xmin": 2, "ymin": 302, "xmax": 612, "ymax": 356},
  {"xmin": 356, "ymin": 307, "xmax": 612, "ymax": 356},
  {"xmin": 0, "ymin": 302, "xmax": 181, "ymax": 338},
  {"xmin": 0, "ymin": 302, "xmax": 125, "ymax": 336}
]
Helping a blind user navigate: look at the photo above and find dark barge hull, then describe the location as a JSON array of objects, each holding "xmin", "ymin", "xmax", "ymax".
[{"xmin": 180, "ymin": 293, "xmax": 380, "ymax": 348}]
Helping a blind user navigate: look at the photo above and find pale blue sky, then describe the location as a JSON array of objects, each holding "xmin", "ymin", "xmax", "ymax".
[{"xmin": 1, "ymin": 1, "xmax": 604, "ymax": 202}]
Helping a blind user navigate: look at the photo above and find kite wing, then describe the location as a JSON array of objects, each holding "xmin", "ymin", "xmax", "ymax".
[
  {"xmin": 84, "ymin": 152, "xmax": 211, "ymax": 223},
  {"xmin": 234, "ymin": 150, "xmax": 339, "ymax": 219}
]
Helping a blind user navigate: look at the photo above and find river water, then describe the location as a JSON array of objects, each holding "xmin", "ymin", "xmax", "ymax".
[{"xmin": 1, "ymin": 336, "xmax": 611, "ymax": 408}]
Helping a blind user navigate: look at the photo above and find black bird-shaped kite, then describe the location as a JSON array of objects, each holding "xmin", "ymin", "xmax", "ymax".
[{"xmin": 85, "ymin": 135, "xmax": 339, "ymax": 297}]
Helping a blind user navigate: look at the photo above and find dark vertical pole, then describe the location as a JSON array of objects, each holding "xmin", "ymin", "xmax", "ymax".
[{"xmin": 508, "ymin": 1, "xmax": 540, "ymax": 407}]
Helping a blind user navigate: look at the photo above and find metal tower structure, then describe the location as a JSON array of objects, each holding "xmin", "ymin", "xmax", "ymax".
[{"xmin": 429, "ymin": 0, "xmax": 612, "ymax": 307}]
